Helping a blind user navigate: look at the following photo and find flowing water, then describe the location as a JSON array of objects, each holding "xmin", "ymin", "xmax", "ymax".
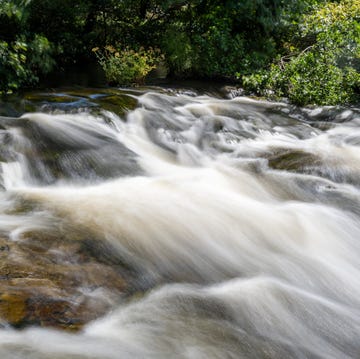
[{"xmin": 0, "ymin": 86, "xmax": 360, "ymax": 358}]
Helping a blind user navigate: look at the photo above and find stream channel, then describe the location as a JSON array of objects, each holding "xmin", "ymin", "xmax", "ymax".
[{"xmin": 0, "ymin": 85, "xmax": 359, "ymax": 358}]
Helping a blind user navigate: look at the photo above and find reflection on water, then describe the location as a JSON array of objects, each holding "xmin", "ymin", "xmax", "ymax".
[{"xmin": 0, "ymin": 87, "xmax": 360, "ymax": 358}]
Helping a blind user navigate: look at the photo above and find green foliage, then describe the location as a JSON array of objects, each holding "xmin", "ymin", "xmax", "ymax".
[
  {"xmin": 160, "ymin": 0, "xmax": 281, "ymax": 78},
  {"xmin": 191, "ymin": 21, "xmax": 246, "ymax": 77},
  {"xmin": 0, "ymin": 39, "xmax": 27, "ymax": 92},
  {"xmin": 243, "ymin": 0, "xmax": 360, "ymax": 105},
  {"xmin": 27, "ymin": 35, "xmax": 56, "ymax": 75},
  {"xmin": 241, "ymin": 71, "xmax": 270, "ymax": 95},
  {"xmin": 0, "ymin": 35, "xmax": 55, "ymax": 93},
  {"xmin": 0, "ymin": 0, "xmax": 56, "ymax": 93},
  {"xmin": 93, "ymin": 45, "xmax": 164, "ymax": 85},
  {"xmin": 26, "ymin": 0, "xmax": 89, "ymax": 63},
  {"xmin": 161, "ymin": 26, "xmax": 196, "ymax": 76},
  {"xmin": 1, "ymin": 0, "xmax": 359, "ymax": 106},
  {"xmin": 269, "ymin": 52, "xmax": 359, "ymax": 105}
]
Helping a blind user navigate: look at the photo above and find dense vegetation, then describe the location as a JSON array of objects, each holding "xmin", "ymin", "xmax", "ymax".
[{"xmin": 0, "ymin": 0, "xmax": 359, "ymax": 106}]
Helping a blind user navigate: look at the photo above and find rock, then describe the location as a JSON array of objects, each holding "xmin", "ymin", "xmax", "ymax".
[
  {"xmin": 0, "ymin": 114, "xmax": 143, "ymax": 185},
  {"xmin": 0, "ymin": 291, "xmax": 27, "ymax": 325},
  {"xmin": 93, "ymin": 93, "xmax": 138, "ymax": 116},
  {"xmin": 23, "ymin": 90, "xmax": 138, "ymax": 116},
  {"xmin": 267, "ymin": 149, "xmax": 321, "ymax": 173},
  {"xmin": 0, "ymin": 231, "xmax": 137, "ymax": 331}
]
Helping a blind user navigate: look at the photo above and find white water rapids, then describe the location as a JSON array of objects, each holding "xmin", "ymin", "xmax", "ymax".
[{"xmin": 0, "ymin": 89, "xmax": 360, "ymax": 358}]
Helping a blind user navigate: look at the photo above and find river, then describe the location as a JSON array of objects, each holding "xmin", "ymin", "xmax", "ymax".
[{"xmin": 0, "ymin": 86, "xmax": 360, "ymax": 358}]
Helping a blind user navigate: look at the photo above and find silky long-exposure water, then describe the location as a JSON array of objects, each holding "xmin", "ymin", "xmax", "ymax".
[{"xmin": 0, "ymin": 87, "xmax": 360, "ymax": 358}]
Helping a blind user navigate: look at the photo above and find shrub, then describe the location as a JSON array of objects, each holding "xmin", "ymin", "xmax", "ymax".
[
  {"xmin": 161, "ymin": 27, "xmax": 195, "ymax": 77},
  {"xmin": 0, "ymin": 39, "xmax": 27, "ymax": 93},
  {"xmin": 160, "ymin": 0, "xmax": 280, "ymax": 79},
  {"xmin": 93, "ymin": 45, "xmax": 164, "ymax": 85},
  {"xmin": 0, "ymin": 1, "xmax": 56, "ymax": 94},
  {"xmin": 0, "ymin": 35, "xmax": 55, "ymax": 93},
  {"xmin": 242, "ymin": 0, "xmax": 360, "ymax": 106},
  {"xmin": 269, "ymin": 51, "xmax": 359, "ymax": 105}
]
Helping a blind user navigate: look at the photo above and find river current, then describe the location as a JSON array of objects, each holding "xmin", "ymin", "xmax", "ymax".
[{"xmin": 0, "ymin": 87, "xmax": 360, "ymax": 358}]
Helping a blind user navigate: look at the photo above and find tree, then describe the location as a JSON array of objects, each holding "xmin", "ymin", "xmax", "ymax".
[{"xmin": 0, "ymin": 0, "xmax": 55, "ymax": 93}]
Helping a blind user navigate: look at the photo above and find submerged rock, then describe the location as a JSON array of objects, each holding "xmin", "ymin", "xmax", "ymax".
[
  {"xmin": 0, "ymin": 112, "xmax": 143, "ymax": 185},
  {"xmin": 267, "ymin": 149, "xmax": 321, "ymax": 173},
  {"xmin": 0, "ymin": 232, "xmax": 136, "ymax": 331},
  {"xmin": 92, "ymin": 93, "xmax": 138, "ymax": 116}
]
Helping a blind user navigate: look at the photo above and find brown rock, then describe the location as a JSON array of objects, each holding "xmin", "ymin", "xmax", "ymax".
[
  {"xmin": 0, "ymin": 291, "xmax": 27, "ymax": 325},
  {"xmin": 0, "ymin": 230, "xmax": 137, "ymax": 331}
]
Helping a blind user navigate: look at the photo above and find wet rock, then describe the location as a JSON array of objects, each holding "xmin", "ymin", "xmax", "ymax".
[
  {"xmin": 24, "ymin": 93, "xmax": 80, "ymax": 104},
  {"xmin": 21, "ymin": 90, "xmax": 138, "ymax": 116},
  {"xmin": 93, "ymin": 94, "xmax": 138, "ymax": 116},
  {"xmin": 0, "ymin": 95, "xmax": 37, "ymax": 117},
  {"xmin": 23, "ymin": 92, "xmax": 97, "ymax": 113},
  {"xmin": 0, "ymin": 291, "xmax": 27, "ymax": 325},
  {"xmin": 0, "ymin": 232, "xmax": 136, "ymax": 331},
  {"xmin": 266, "ymin": 148, "xmax": 360, "ymax": 186},
  {"xmin": 267, "ymin": 149, "xmax": 322, "ymax": 173},
  {"xmin": 0, "ymin": 113, "xmax": 143, "ymax": 184}
]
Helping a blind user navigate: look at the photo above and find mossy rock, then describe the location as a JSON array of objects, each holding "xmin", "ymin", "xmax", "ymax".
[
  {"xmin": 22, "ymin": 89, "xmax": 138, "ymax": 116},
  {"xmin": 93, "ymin": 94, "xmax": 138, "ymax": 116},
  {"xmin": 267, "ymin": 149, "xmax": 322, "ymax": 173},
  {"xmin": 24, "ymin": 93, "xmax": 80, "ymax": 103}
]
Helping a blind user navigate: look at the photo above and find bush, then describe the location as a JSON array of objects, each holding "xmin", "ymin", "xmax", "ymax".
[
  {"xmin": 269, "ymin": 51, "xmax": 359, "ymax": 105},
  {"xmin": 161, "ymin": 27, "xmax": 195, "ymax": 77},
  {"xmin": 0, "ymin": 1, "xmax": 56, "ymax": 94},
  {"xmin": 93, "ymin": 45, "xmax": 164, "ymax": 85},
  {"xmin": 191, "ymin": 24, "xmax": 247, "ymax": 78},
  {"xmin": 160, "ymin": 0, "xmax": 280, "ymax": 79},
  {"xmin": 242, "ymin": 0, "xmax": 360, "ymax": 106},
  {"xmin": 0, "ymin": 39, "xmax": 27, "ymax": 93},
  {"xmin": 0, "ymin": 35, "xmax": 55, "ymax": 93}
]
